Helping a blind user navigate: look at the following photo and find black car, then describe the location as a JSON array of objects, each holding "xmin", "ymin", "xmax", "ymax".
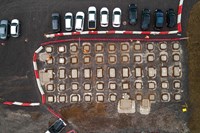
[
  {"xmin": 141, "ymin": 9, "xmax": 150, "ymax": 30},
  {"xmin": 129, "ymin": 4, "xmax": 137, "ymax": 25},
  {"xmin": 154, "ymin": 9, "xmax": 164, "ymax": 30},
  {"xmin": 166, "ymin": 9, "xmax": 176, "ymax": 28},
  {"xmin": 52, "ymin": 13, "xmax": 61, "ymax": 33},
  {"xmin": 45, "ymin": 118, "xmax": 67, "ymax": 133}
]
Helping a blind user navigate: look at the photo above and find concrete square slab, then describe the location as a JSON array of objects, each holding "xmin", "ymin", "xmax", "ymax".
[
  {"xmin": 108, "ymin": 55, "xmax": 117, "ymax": 64},
  {"xmin": 109, "ymin": 68, "xmax": 116, "ymax": 78},
  {"xmin": 84, "ymin": 68, "xmax": 91, "ymax": 79},
  {"xmin": 72, "ymin": 83, "xmax": 79, "ymax": 90},
  {"xmin": 109, "ymin": 82, "xmax": 117, "ymax": 90},
  {"xmin": 95, "ymin": 43, "xmax": 104, "ymax": 52}
]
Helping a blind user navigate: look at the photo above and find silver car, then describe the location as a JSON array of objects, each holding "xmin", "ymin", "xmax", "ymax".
[{"xmin": 0, "ymin": 20, "xmax": 9, "ymax": 40}]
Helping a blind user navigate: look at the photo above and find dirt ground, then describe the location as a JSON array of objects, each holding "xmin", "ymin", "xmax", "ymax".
[{"xmin": 187, "ymin": 1, "xmax": 200, "ymax": 133}]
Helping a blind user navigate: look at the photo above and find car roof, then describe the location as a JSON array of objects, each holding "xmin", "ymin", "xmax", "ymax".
[
  {"xmin": 11, "ymin": 25, "xmax": 17, "ymax": 34},
  {"xmin": 0, "ymin": 26, "xmax": 5, "ymax": 34}
]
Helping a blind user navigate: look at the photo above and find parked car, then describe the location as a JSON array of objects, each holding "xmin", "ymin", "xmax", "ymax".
[
  {"xmin": 45, "ymin": 118, "xmax": 67, "ymax": 133},
  {"xmin": 0, "ymin": 20, "xmax": 9, "ymax": 40},
  {"xmin": 10, "ymin": 19, "xmax": 20, "ymax": 37},
  {"xmin": 100, "ymin": 7, "xmax": 109, "ymax": 27},
  {"xmin": 112, "ymin": 7, "xmax": 122, "ymax": 27},
  {"xmin": 129, "ymin": 4, "xmax": 137, "ymax": 25},
  {"xmin": 75, "ymin": 11, "xmax": 85, "ymax": 31},
  {"xmin": 154, "ymin": 9, "xmax": 164, "ymax": 30},
  {"xmin": 141, "ymin": 9, "xmax": 150, "ymax": 30},
  {"xmin": 65, "ymin": 12, "xmax": 73, "ymax": 31},
  {"xmin": 88, "ymin": 6, "xmax": 97, "ymax": 30},
  {"xmin": 52, "ymin": 13, "xmax": 61, "ymax": 33},
  {"xmin": 166, "ymin": 9, "xmax": 176, "ymax": 28}
]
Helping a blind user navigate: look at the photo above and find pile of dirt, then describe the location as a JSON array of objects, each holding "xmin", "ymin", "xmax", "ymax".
[{"xmin": 187, "ymin": 1, "xmax": 200, "ymax": 132}]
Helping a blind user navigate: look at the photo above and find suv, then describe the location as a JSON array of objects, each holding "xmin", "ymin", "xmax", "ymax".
[
  {"xmin": 0, "ymin": 20, "xmax": 9, "ymax": 40},
  {"xmin": 112, "ymin": 7, "xmax": 122, "ymax": 27},
  {"xmin": 75, "ymin": 12, "xmax": 85, "ymax": 31},
  {"xmin": 45, "ymin": 118, "xmax": 67, "ymax": 133},
  {"xmin": 129, "ymin": 4, "xmax": 137, "ymax": 25},
  {"xmin": 65, "ymin": 12, "xmax": 73, "ymax": 31},
  {"xmin": 10, "ymin": 19, "xmax": 20, "ymax": 37},
  {"xmin": 141, "ymin": 9, "xmax": 150, "ymax": 30},
  {"xmin": 154, "ymin": 9, "xmax": 164, "ymax": 30},
  {"xmin": 52, "ymin": 13, "xmax": 61, "ymax": 33},
  {"xmin": 166, "ymin": 9, "xmax": 176, "ymax": 28},
  {"xmin": 88, "ymin": 6, "xmax": 96, "ymax": 30},
  {"xmin": 100, "ymin": 7, "xmax": 109, "ymax": 27}
]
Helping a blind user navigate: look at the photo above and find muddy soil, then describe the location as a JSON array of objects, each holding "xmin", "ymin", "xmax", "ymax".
[{"xmin": 187, "ymin": 1, "xmax": 200, "ymax": 133}]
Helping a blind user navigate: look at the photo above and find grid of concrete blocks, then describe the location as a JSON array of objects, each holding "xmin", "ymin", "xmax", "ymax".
[{"xmin": 39, "ymin": 41, "xmax": 183, "ymax": 104}]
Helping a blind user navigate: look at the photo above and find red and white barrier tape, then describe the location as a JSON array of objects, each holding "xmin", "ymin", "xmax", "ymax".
[
  {"xmin": 3, "ymin": 101, "xmax": 40, "ymax": 106},
  {"xmin": 177, "ymin": 0, "xmax": 184, "ymax": 32},
  {"xmin": 33, "ymin": 46, "xmax": 46, "ymax": 104},
  {"xmin": 45, "ymin": 30, "xmax": 179, "ymax": 38},
  {"xmin": 44, "ymin": 0, "xmax": 184, "ymax": 38},
  {"xmin": 40, "ymin": 37, "xmax": 188, "ymax": 46},
  {"xmin": 47, "ymin": 106, "xmax": 62, "ymax": 118}
]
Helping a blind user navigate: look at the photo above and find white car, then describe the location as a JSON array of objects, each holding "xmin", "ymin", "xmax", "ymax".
[
  {"xmin": 10, "ymin": 19, "xmax": 20, "ymax": 37},
  {"xmin": 100, "ymin": 7, "xmax": 109, "ymax": 27},
  {"xmin": 88, "ymin": 6, "xmax": 96, "ymax": 30},
  {"xmin": 112, "ymin": 8, "xmax": 122, "ymax": 27},
  {"xmin": 65, "ymin": 12, "xmax": 73, "ymax": 31},
  {"xmin": 75, "ymin": 12, "xmax": 85, "ymax": 32}
]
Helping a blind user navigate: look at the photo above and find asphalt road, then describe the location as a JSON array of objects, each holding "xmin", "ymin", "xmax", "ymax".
[{"xmin": 0, "ymin": 0, "xmax": 198, "ymax": 132}]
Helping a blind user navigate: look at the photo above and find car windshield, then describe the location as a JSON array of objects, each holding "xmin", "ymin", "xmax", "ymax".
[
  {"xmin": 11, "ymin": 23, "xmax": 17, "ymax": 26},
  {"xmin": 114, "ymin": 11, "xmax": 120, "ymax": 15},
  {"xmin": 89, "ymin": 11, "xmax": 95, "ymax": 14},
  {"xmin": 65, "ymin": 16, "xmax": 71, "ymax": 19},
  {"xmin": 52, "ymin": 16, "xmax": 58, "ymax": 19},
  {"xmin": 102, "ymin": 11, "xmax": 107, "ymax": 14},
  {"xmin": 77, "ymin": 16, "xmax": 83, "ymax": 19}
]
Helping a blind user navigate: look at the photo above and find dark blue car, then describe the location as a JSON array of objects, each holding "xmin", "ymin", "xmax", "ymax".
[
  {"xmin": 141, "ymin": 9, "xmax": 150, "ymax": 30},
  {"xmin": 154, "ymin": 9, "xmax": 164, "ymax": 30},
  {"xmin": 129, "ymin": 4, "xmax": 137, "ymax": 25}
]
